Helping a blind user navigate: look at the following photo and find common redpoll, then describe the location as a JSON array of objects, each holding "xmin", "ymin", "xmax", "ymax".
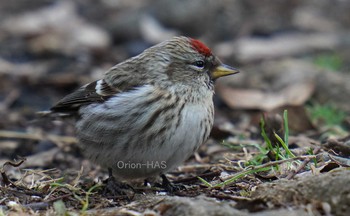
[{"xmin": 50, "ymin": 36, "xmax": 239, "ymax": 184}]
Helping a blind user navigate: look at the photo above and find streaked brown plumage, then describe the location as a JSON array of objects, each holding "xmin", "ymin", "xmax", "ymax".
[{"xmin": 51, "ymin": 36, "xmax": 239, "ymax": 180}]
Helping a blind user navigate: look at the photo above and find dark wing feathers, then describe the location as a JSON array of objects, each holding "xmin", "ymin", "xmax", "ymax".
[{"xmin": 50, "ymin": 79, "xmax": 119, "ymax": 113}]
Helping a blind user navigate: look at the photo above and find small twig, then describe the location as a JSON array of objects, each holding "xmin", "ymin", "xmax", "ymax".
[
  {"xmin": 1, "ymin": 157, "xmax": 26, "ymax": 168},
  {"xmin": 177, "ymin": 163, "xmax": 240, "ymax": 172},
  {"xmin": 1, "ymin": 157, "xmax": 26, "ymax": 186},
  {"xmin": 212, "ymin": 155, "xmax": 316, "ymax": 188},
  {"xmin": 0, "ymin": 130, "xmax": 78, "ymax": 147},
  {"xmin": 1, "ymin": 171, "xmax": 11, "ymax": 186},
  {"xmin": 17, "ymin": 187, "xmax": 45, "ymax": 196},
  {"xmin": 221, "ymin": 155, "xmax": 316, "ymax": 182},
  {"xmin": 172, "ymin": 171, "xmax": 221, "ymax": 184},
  {"xmin": 324, "ymin": 138, "xmax": 350, "ymax": 156},
  {"xmin": 286, "ymin": 147, "xmax": 321, "ymax": 180},
  {"xmin": 177, "ymin": 164, "xmax": 213, "ymax": 171},
  {"xmin": 0, "ymin": 89, "xmax": 20, "ymax": 112},
  {"xmin": 328, "ymin": 154, "xmax": 350, "ymax": 167},
  {"xmin": 44, "ymin": 193, "xmax": 73, "ymax": 203},
  {"xmin": 209, "ymin": 193, "xmax": 252, "ymax": 201}
]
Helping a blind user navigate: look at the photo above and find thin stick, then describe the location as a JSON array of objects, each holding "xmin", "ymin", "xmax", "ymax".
[
  {"xmin": 221, "ymin": 155, "xmax": 316, "ymax": 182},
  {"xmin": 0, "ymin": 130, "xmax": 77, "ymax": 145},
  {"xmin": 286, "ymin": 147, "xmax": 321, "ymax": 180},
  {"xmin": 172, "ymin": 171, "xmax": 221, "ymax": 184}
]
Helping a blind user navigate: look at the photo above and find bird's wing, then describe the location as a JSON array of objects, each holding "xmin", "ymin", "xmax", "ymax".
[
  {"xmin": 50, "ymin": 79, "xmax": 120, "ymax": 114},
  {"xmin": 49, "ymin": 60, "xmax": 145, "ymax": 115}
]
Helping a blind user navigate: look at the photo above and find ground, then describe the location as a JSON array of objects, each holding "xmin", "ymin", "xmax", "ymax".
[{"xmin": 0, "ymin": 1, "xmax": 350, "ymax": 215}]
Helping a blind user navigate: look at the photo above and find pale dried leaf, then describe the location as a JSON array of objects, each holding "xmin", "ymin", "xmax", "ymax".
[{"xmin": 216, "ymin": 80, "xmax": 314, "ymax": 111}]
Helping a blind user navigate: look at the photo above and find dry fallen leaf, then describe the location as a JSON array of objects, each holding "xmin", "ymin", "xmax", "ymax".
[{"xmin": 216, "ymin": 80, "xmax": 315, "ymax": 111}]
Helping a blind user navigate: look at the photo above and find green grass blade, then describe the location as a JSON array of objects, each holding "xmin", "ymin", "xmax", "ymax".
[
  {"xmin": 307, "ymin": 148, "xmax": 318, "ymax": 166},
  {"xmin": 213, "ymin": 166, "xmax": 271, "ymax": 188},
  {"xmin": 283, "ymin": 110, "xmax": 289, "ymax": 146},
  {"xmin": 197, "ymin": 176, "xmax": 213, "ymax": 188},
  {"xmin": 274, "ymin": 132, "xmax": 295, "ymax": 158},
  {"xmin": 260, "ymin": 116, "xmax": 274, "ymax": 152}
]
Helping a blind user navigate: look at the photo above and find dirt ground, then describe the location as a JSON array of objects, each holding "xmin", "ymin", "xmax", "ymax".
[{"xmin": 1, "ymin": 1, "xmax": 350, "ymax": 215}]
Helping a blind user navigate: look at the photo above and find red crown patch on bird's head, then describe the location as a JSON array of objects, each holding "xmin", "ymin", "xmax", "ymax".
[{"xmin": 190, "ymin": 38, "xmax": 212, "ymax": 57}]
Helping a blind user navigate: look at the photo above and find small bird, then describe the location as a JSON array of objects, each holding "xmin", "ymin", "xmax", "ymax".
[{"xmin": 50, "ymin": 36, "xmax": 239, "ymax": 189}]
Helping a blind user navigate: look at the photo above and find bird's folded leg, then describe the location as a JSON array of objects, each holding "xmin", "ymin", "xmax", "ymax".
[
  {"xmin": 159, "ymin": 174, "xmax": 186, "ymax": 193},
  {"xmin": 102, "ymin": 168, "xmax": 134, "ymax": 200}
]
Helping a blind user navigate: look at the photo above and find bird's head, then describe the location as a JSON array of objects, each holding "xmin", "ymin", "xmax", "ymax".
[{"xmin": 143, "ymin": 36, "xmax": 239, "ymax": 89}]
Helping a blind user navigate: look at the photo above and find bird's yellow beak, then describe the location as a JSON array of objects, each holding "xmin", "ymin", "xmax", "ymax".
[{"xmin": 211, "ymin": 64, "xmax": 239, "ymax": 80}]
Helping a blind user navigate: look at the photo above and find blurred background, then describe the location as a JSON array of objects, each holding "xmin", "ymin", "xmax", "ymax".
[{"xmin": 0, "ymin": 0, "xmax": 349, "ymax": 165}]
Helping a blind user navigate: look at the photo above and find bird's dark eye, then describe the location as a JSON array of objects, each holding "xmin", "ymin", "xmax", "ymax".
[{"xmin": 194, "ymin": 61, "xmax": 205, "ymax": 68}]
